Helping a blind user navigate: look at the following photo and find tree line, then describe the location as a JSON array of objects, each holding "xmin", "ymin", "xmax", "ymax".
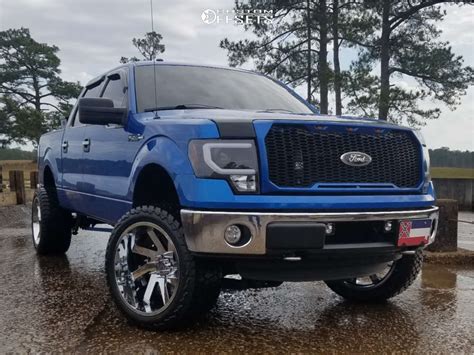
[
  {"xmin": 429, "ymin": 147, "xmax": 474, "ymax": 168},
  {"xmin": 0, "ymin": 147, "xmax": 36, "ymax": 161}
]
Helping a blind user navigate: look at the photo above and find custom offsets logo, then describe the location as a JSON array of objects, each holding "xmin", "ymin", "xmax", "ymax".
[{"xmin": 201, "ymin": 9, "xmax": 274, "ymax": 25}]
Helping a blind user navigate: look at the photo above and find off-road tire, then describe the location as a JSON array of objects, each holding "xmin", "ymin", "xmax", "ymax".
[
  {"xmin": 105, "ymin": 206, "xmax": 221, "ymax": 330},
  {"xmin": 32, "ymin": 188, "xmax": 72, "ymax": 255},
  {"xmin": 191, "ymin": 260, "xmax": 222, "ymax": 316},
  {"xmin": 325, "ymin": 251, "xmax": 423, "ymax": 302}
]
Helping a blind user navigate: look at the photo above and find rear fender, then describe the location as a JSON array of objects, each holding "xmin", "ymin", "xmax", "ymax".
[{"xmin": 40, "ymin": 147, "xmax": 59, "ymax": 186}]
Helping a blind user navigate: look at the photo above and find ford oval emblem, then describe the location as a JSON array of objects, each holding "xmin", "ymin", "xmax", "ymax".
[{"xmin": 340, "ymin": 152, "xmax": 372, "ymax": 167}]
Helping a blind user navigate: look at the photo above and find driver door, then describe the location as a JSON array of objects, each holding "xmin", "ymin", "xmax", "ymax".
[{"xmin": 80, "ymin": 70, "xmax": 141, "ymax": 223}]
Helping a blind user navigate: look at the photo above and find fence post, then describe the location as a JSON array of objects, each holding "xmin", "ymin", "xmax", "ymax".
[
  {"xmin": 9, "ymin": 170, "xmax": 26, "ymax": 205},
  {"xmin": 426, "ymin": 199, "xmax": 458, "ymax": 252},
  {"xmin": 30, "ymin": 171, "xmax": 39, "ymax": 189},
  {"xmin": 0, "ymin": 165, "xmax": 3, "ymax": 193}
]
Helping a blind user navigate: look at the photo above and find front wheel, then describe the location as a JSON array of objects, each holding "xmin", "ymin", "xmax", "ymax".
[
  {"xmin": 325, "ymin": 251, "xmax": 423, "ymax": 302},
  {"xmin": 105, "ymin": 206, "xmax": 221, "ymax": 330}
]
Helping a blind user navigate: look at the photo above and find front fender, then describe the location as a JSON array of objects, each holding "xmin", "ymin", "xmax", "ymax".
[{"xmin": 127, "ymin": 135, "xmax": 193, "ymax": 201}]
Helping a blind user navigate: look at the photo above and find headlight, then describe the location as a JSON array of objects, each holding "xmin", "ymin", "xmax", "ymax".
[
  {"xmin": 188, "ymin": 139, "xmax": 259, "ymax": 193},
  {"xmin": 414, "ymin": 130, "xmax": 431, "ymax": 191},
  {"xmin": 413, "ymin": 129, "xmax": 426, "ymax": 145}
]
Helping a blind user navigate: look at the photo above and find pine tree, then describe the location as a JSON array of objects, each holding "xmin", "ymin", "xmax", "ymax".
[
  {"xmin": 350, "ymin": 1, "xmax": 474, "ymax": 124},
  {"xmin": 220, "ymin": 0, "xmax": 331, "ymax": 111},
  {"xmin": 0, "ymin": 28, "xmax": 81, "ymax": 146},
  {"xmin": 120, "ymin": 31, "xmax": 165, "ymax": 63}
]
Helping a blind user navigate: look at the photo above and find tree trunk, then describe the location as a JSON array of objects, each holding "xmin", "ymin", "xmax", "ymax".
[
  {"xmin": 32, "ymin": 74, "xmax": 41, "ymax": 112},
  {"xmin": 378, "ymin": 0, "xmax": 391, "ymax": 121},
  {"xmin": 332, "ymin": 0, "xmax": 342, "ymax": 116},
  {"xmin": 318, "ymin": 0, "xmax": 329, "ymax": 114},
  {"xmin": 306, "ymin": 0, "xmax": 312, "ymax": 103}
]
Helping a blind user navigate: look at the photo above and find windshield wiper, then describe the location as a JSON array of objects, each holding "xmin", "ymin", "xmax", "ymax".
[{"xmin": 144, "ymin": 104, "xmax": 223, "ymax": 112}]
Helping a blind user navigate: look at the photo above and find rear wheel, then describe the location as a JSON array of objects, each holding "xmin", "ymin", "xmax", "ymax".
[
  {"xmin": 105, "ymin": 206, "xmax": 221, "ymax": 330},
  {"xmin": 325, "ymin": 251, "xmax": 423, "ymax": 302},
  {"xmin": 31, "ymin": 188, "xmax": 72, "ymax": 254}
]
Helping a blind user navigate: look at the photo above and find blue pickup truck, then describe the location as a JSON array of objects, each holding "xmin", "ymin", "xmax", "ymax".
[{"xmin": 33, "ymin": 61, "xmax": 439, "ymax": 329}]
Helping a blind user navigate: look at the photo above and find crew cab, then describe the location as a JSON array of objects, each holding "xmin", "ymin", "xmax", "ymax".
[{"xmin": 32, "ymin": 61, "xmax": 438, "ymax": 329}]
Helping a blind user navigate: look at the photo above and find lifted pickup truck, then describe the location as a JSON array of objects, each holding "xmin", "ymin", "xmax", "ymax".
[{"xmin": 33, "ymin": 61, "xmax": 438, "ymax": 330}]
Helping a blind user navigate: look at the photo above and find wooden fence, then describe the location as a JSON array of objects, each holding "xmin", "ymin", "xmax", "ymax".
[{"xmin": 0, "ymin": 166, "xmax": 38, "ymax": 206}]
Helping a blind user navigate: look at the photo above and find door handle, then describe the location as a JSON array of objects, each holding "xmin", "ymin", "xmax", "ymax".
[
  {"xmin": 82, "ymin": 138, "xmax": 91, "ymax": 152},
  {"xmin": 62, "ymin": 141, "xmax": 69, "ymax": 153}
]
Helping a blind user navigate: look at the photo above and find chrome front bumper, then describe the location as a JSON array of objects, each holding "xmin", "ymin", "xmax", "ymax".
[{"xmin": 180, "ymin": 207, "xmax": 439, "ymax": 255}]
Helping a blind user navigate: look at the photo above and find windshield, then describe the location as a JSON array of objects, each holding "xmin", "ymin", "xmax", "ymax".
[{"xmin": 134, "ymin": 65, "xmax": 314, "ymax": 114}]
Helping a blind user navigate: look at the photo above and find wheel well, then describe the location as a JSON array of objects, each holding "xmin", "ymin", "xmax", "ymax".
[
  {"xmin": 133, "ymin": 164, "xmax": 180, "ymax": 213},
  {"xmin": 43, "ymin": 166, "xmax": 56, "ymax": 192}
]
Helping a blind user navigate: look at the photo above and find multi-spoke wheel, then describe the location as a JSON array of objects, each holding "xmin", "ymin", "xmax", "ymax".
[
  {"xmin": 31, "ymin": 188, "xmax": 72, "ymax": 254},
  {"xmin": 344, "ymin": 262, "xmax": 395, "ymax": 289},
  {"xmin": 113, "ymin": 222, "xmax": 180, "ymax": 315},
  {"xmin": 106, "ymin": 206, "xmax": 222, "ymax": 330},
  {"xmin": 325, "ymin": 251, "xmax": 423, "ymax": 302}
]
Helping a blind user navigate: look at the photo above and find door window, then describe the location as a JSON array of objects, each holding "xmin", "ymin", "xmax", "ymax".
[{"xmin": 102, "ymin": 76, "xmax": 127, "ymax": 108}]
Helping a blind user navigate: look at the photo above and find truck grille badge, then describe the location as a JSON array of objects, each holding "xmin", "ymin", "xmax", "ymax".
[{"xmin": 340, "ymin": 152, "xmax": 372, "ymax": 167}]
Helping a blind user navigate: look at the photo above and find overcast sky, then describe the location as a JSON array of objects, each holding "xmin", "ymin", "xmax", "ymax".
[{"xmin": 1, "ymin": 0, "xmax": 473, "ymax": 151}]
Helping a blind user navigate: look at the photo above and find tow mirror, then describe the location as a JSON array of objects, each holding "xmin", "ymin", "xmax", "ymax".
[{"xmin": 78, "ymin": 98, "xmax": 127, "ymax": 126}]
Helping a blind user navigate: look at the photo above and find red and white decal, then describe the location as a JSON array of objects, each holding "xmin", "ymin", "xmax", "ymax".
[{"xmin": 397, "ymin": 219, "xmax": 432, "ymax": 247}]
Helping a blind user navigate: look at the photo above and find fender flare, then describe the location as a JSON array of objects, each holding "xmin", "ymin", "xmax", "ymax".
[
  {"xmin": 40, "ymin": 147, "xmax": 59, "ymax": 186},
  {"xmin": 127, "ymin": 136, "xmax": 193, "ymax": 202}
]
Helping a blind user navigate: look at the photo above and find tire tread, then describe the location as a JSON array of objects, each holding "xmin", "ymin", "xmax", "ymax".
[{"xmin": 33, "ymin": 188, "xmax": 72, "ymax": 254}]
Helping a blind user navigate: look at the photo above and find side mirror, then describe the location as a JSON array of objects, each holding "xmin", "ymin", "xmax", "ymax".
[{"xmin": 78, "ymin": 98, "xmax": 127, "ymax": 126}]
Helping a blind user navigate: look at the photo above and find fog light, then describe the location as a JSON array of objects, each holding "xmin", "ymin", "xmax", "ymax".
[
  {"xmin": 384, "ymin": 221, "xmax": 393, "ymax": 232},
  {"xmin": 325, "ymin": 223, "xmax": 335, "ymax": 235},
  {"xmin": 230, "ymin": 175, "xmax": 256, "ymax": 192},
  {"xmin": 224, "ymin": 225, "xmax": 242, "ymax": 245}
]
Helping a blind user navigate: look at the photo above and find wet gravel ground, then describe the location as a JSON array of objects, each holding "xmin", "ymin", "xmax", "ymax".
[
  {"xmin": 0, "ymin": 206, "xmax": 473, "ymax": 353},
  {"xmin": 459, "ymin": 211, "xmax": 474, "ymax": 251}
]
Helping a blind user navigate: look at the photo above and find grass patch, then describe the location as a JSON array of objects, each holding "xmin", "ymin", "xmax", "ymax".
[{"xmin": 431, "ymin": 167, "xmax": 474, "ymax": 179}]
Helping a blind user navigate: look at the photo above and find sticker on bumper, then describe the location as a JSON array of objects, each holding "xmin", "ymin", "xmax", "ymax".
[{"xmin": 398, "ymin": 219, "xmax": 432, "ymax": 247}]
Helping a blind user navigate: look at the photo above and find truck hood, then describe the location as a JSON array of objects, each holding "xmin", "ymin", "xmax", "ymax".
[{"xmin": 153, "ymin": 109, "xmax": 404, "ymax": 129}]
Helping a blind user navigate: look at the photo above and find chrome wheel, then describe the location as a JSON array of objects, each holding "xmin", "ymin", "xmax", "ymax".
[
  {"xmin": 32, "ymin": 196, "xmax": 41, "ymax": 245},
  {"xmin": 113, "ymin": 221, "xmax": 179, "ymax": 315},
  {"xmin": 346, "ymin": 261, "xmax": 395, "ymax": 288}
]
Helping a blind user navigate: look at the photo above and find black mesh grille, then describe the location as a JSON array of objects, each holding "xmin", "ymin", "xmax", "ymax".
[{"xmin": 265, "ymin": 124, "xmax": 421, "ymax": 188}]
